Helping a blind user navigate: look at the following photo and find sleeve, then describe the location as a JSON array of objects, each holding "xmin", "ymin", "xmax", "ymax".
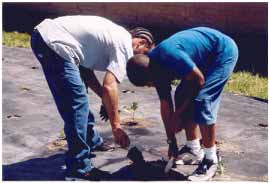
[
  {"xmin": 152, "ymin": 67, "xmax": 172, "ymax": 100},
  {"xmin": 160, "ymin": 47, "xmax": 196, "ymax": 78},
  {"xmin": 107, "ymin": 45, "xmax": 133, "ymax": 83},
  {"xmin": 155, "ymin": 80, "xmax": 172, "ymax": 100}
]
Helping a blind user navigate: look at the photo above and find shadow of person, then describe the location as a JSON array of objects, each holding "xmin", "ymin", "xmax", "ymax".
[
  {"xmin": 3, "ymin": 153, "xmax": 66, "ymax": 181},
  {"xmin": 108, "ymin": 146, "xmax": 187, "ymax": 181},
  {"xmin": 109, "ymin": 160, "xmax": 187, "ymax": 181},
  {"xmin": 3, "ymin": 147, "xmax": 187, "ymax": 181}
]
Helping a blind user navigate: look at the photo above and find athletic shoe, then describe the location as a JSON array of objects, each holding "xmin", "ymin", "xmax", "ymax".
[
  {"xmin": 65, "ymin": 168, "xmax": 110, "ymax": 181},
  {"xmin": 187, "ymin": 157, "xmax": 218, "ymax": 181},
  {"xmin": 175, "ymin": 145, "xmax": 205, "ymax": 165}
]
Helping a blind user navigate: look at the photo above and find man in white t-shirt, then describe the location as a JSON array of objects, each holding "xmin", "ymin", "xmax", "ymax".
[{"xmin": 30, "ymin": 15, "xmax": 154, "ymax": 180}]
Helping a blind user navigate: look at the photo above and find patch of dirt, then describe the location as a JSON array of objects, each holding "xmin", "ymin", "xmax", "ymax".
[
  {"xmin": 258, "ymin": 123, "xmax": 268, "ymax": 128},
  {"xmin": 123, "ymin": 121, "xmax": 139, "ymax": 126},
  {"xmin": 47, "ymin": 138, "xmax": 67, "ymax": 152},
  {"xmin": 121, "ymin": 118, "xmax": 148, "ymax": 127},
  {"xmin": 122, "ymin": 89, "xmax": 135, "ymax": 94},
  {"xmin": 121, "ymin": 117, "xmax": 155, "ymax": 128},
  {"xmin": 20, "ymin": 86, "xmax": 31, "ymax": 91},
  {"xmin": 6, "ymin": 114, "xmax": 22, "ymax": 119},
  {"xmin": 31, "ymin": 66, "xmax": 39, "ymax": 70}
]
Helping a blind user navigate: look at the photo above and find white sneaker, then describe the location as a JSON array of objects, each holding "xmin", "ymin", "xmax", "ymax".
[
  {"xmin": 175, "ymin": 145, "xmax": 205, "ymax": 165},
  {"xmin": 188, "ymin": 155, "xmax": 219, "ymax": 181}
]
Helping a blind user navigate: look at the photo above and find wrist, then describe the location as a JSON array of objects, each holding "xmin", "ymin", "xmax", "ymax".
[
  {"xmin": 167, "ymin": 137, "xmax": 176, "ymax": 144},
  {"xmin": 112, "ymin": 123, "xmax": 121, "ymax": 131}
]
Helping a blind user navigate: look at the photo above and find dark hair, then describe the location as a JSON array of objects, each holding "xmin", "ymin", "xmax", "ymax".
[
  {"xmin": 129, "ymin": 27, "xmax": 154, "ymax": 46},
  {"xmin": 127, "ymin": 54, "xmax": 151, "ymax": 86}
]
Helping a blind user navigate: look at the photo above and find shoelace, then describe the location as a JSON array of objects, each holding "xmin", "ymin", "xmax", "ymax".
[{"xmin": 195, "ymin": 159, "xmax": 212, "ymax": 174}]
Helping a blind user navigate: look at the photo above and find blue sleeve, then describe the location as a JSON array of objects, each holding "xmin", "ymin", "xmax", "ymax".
[{"xmin": 160, "ymin": 48, "xmax": 196, "ymax": 78}]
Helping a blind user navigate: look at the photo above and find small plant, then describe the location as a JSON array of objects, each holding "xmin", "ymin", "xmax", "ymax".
[
  {"xmin": 216, "ymin": 152, "xmax": 224, "ymax": 176},
  {"xmin": 130, "ymin": 102, "xmax": 138, "ymax": 122},
  {"xmin": 217, "ymin": 159, "xmax": 225, "ymax": 176},
  {"xmin": 123, "ymin": 101, "xmax": 139, "ymax": 122}
]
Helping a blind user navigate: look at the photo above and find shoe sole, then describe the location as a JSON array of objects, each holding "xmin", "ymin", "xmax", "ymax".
[{"xmin": 188, "ymin": 170, "xmax": 217, "ymax": 181}]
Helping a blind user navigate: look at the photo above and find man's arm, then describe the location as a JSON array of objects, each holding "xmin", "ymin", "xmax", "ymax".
[
  {"xmin": 102, "ymin": 71, "xmax": 130, "ymax": 147},
  {"xmin": 80, "ymin": 66, "xmax": 130, "ymax": 147},
  {"xmin": 102, "ymin": 71, "xmax": 120, "ymax": 129},
  {"xmin": 160, "ymin": 96, "xmax": 179, "ymax": 158},
  {"xmin": 160, "ymin": 96, "xmax": 175, "ymax": 140},
  {"xmin": 171, "ymin": 66, "xmax": 205, "ymax": 129},
  {"xmin": 186, "ymin": 66, "xmax": 205, "ymax": 87}
]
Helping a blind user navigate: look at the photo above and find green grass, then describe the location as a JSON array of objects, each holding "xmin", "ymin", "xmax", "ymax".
[
  {"xmin": 224, "ymin": 72, "xmax": 268, "ymax": 100},
  {"xmin": 3, "ymin": 31, "xmax": 31, "ymax": 48},
  {"xmin": 172, "ymin": 72, "xmax": 268, "ymax": 100},
  {"xmin": 171, "ymin": 71, "xmax": 268, "ymax": 100},
  {"xmin": 2, "ymin": 31, "xmax": 268, "ymax": 100}
]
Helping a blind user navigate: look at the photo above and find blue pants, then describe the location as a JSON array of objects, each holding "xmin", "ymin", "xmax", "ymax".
[
  {"xmin": 175, "ymin": 37, "xmax": 238, "ymax": 125},
  {"xmin": 31, "ymin": 30, "xmax": 103, "ymax": 175}
]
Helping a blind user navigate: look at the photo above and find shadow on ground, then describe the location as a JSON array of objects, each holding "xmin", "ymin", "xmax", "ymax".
[
  {"xmin": 3, "ymin": 153, "xmax": 66, "ymax": 180},
  {"xmin": 3, "ymin": 152, "xmax": 187, "ymax": 181}
]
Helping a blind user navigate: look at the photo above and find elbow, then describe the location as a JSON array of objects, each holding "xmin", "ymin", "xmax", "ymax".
[
  {"xmin": 103, "ymin": 82, "xmax": 117, "ymax": 94},
  {"xmin": 199, "ymin": 78, "xmax": 205, "ymax": 88},
  {"xmin": 196, "ymin": 71, "xmax": 205, "ymax": 88},
  {"xmin": 103, "ymin": 84, "xmax": 113, "ymax": 93}
]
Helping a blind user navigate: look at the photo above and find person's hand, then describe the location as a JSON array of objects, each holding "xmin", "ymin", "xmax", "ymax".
[
  {"xmin": 167, "ymin": 138, "xmax": 178, "ymax": 158},
  {"xmin": 112, "ymin": 127, "xmax": 130, "ymax": 148},
  {"xmin": 99, "ymin": 105, "xmax": 109, "ymax": 122}
]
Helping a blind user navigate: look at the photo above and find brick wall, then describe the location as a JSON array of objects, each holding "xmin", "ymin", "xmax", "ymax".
[
  {"xmin": 6, "ymin": 2, "xmax": 267, "ymax": 34},
  {"xmin": 3, "ymin": 2, "xmax": 268, "ymax": 75}
]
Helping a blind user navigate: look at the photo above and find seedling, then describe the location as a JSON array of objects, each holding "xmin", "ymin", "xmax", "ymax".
[
  {"xmin": 130, "ymin": 102, "xmax": 138, "ymax": 122},
  {"xmin": 123, "ymin": 101, "xmax": 139, "ymax": 122},
  {"xmin": 217, "ymin": 159, "xmax": 224, "ymax": 176},
  {"xmin": 216, "ymin": 151, "xmax": 224, "ymax": 176}
]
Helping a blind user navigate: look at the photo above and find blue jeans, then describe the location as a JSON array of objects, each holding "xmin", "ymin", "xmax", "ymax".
[
  {"xmin": 30, "ymin": 30, "xmax": 103, "ymax": 175},
  {"xmin": 175, "ymin": 37, "xmax": 238, "ymax": 125}
]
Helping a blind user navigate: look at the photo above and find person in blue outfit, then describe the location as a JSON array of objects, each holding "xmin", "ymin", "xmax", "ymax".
[
  {"xmin": 31, "ymin": 15, "xmax": 154, "ymax": 181},
  {"xmin": 126, "ymin": 27, "xmax": 238, "ymax": 181}
]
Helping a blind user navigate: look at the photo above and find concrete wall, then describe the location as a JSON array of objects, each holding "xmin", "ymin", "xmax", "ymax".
[{"xmin": 3, "ymin": 2, "xmax": 268, "ymax": 75}]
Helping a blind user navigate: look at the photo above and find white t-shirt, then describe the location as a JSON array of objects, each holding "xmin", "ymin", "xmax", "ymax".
[{"xmin": 35, "ymin": 16, "xmax": 133, "ymax": 82}]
